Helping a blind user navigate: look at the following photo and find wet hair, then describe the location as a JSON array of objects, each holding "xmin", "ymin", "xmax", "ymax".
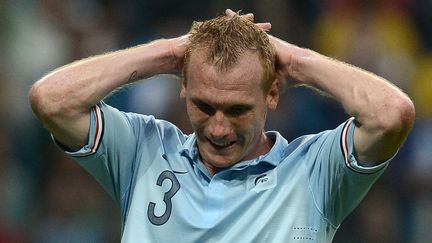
[{"xmin": 183, "ymin": 14, "xmax": 275, "ymax": 93}]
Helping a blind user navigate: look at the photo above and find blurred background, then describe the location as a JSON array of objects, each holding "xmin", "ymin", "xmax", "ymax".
[{"xmin": 0, "ymin": 0, "xmax": 431, "ymax": 242}]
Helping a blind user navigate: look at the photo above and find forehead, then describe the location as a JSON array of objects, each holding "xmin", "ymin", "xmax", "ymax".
[{"xmin": 186, "ymin": 49, "xmax": 265, "ymax": 104}]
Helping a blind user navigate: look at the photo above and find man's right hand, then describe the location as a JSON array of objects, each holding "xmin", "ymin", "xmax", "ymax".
[{"xmin": 168, "ymin": 35, "xmax": 189, "ymax": 74}]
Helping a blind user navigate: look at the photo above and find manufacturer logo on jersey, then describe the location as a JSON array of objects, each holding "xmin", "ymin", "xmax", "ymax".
[
  {"xmin": 251, "ymin": 169, "xmax": 277, "ymax": 193},
  {"xmin": 254, "ymin": 174, "xmax": 269, "ymax": 185}
]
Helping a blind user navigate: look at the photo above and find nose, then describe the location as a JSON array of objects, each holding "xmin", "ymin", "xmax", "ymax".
[{"xmin": 208, "ymin": 111, "xmax": 231, "ymax": 140}]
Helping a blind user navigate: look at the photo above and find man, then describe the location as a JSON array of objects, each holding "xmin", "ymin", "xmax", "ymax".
[{"xmin": 29, "ymin": 10, "xmax": 415, "ymax": 242}]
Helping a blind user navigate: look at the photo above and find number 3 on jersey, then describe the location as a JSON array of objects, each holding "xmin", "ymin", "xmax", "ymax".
[{"xmin": 147, "ymin": 170, "xmax": 180, "ymax": 225}]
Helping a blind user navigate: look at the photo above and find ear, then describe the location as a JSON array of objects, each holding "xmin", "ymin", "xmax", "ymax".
[
  {"xmin": 266, "ymin": 78, "xmax": 280, "ymax": 111},
  {"xmin": 180, "ymin": 79, "xmax": 187, "ymax": 98}
]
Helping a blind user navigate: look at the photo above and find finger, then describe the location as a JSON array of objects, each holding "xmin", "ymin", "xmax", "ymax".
[
  {"xmin": 244, "ymin": 13, "xmax": 254, "ymax": 22},
  {"xmin": 225, "ymin": 9, "xmax": 254, "ymax": 22},
  {"xmin": 225, "ymin": 9, "xmax": 236, "ymax": 17},
  {"xmin": 256, "ymin": 22, "xmax": 272, "ymax": 32}
]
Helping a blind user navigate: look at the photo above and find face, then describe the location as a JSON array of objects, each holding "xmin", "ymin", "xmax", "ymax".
[{"xmin": 181, "ymin": 49, "xmax": 279, "ymax": 174}]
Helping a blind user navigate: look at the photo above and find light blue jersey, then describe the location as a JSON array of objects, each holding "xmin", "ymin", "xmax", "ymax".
[{"xmin": 58, "ymin": 102, "xmax": 390, "ymax": 242}]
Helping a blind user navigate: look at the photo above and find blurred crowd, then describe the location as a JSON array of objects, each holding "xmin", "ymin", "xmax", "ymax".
[{"xmin": 0, "ymin": 0, "xmax": 431, "ymax": 242}]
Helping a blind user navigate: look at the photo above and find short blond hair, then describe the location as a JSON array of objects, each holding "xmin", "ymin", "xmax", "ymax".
[{"xmin": 183, "ymin": 14, "xmax": 275, "ymax": 93}]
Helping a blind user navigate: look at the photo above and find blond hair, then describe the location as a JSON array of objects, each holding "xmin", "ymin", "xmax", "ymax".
[{"xmin": 183, "ymin": 14, "xmax": 275, "ymax": 92}]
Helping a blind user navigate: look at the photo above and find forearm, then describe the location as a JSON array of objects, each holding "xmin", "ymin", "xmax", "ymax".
[
  {"xmin": 29, "ymin": 38, "xmax": 181, "ymax": 150},
  {"xmin": 271, "ymin": 34, "xmax": 414, "ymax": 162},
  {"xmin": 31, "ymin": 39, "xmax": 177, "ymax": 116},
  {"xmin": 290, "ymin": 50, "xmax": 412, "ymax": 130},
  {"xmin": 287, "ymin": 48, "xmax": 415, "ymax": 162}
]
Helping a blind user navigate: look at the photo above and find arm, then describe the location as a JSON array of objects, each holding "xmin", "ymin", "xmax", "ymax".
[
  {"xmin": 29, "ymin": 36, "xmax": 188, "ymax": 151},
  {"xmin": 270, "ymin": 36, "xmax": 415, "ymax": 165}
]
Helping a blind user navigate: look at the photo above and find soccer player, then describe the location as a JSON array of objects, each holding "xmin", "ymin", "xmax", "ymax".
[{"xmin": 29, "ymin": 10, "xmax": 415, "ymax": 242}]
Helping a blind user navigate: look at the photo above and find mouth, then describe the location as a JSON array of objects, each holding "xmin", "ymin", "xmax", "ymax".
[{"xmin": 207, "ymin": 138, "xmax": 236, "ymax": 149}]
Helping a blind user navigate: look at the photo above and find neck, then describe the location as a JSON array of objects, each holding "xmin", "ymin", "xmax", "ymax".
[{"xmin": 243, "ymin": 132, "xmax": 274, "ymax": 161}]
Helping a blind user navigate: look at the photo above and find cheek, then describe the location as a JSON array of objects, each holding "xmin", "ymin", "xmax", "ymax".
[
  {"xmin": 254, "ymin": 107, "xmax": 267, "ymax": 125},
  {"xmin": 232, "ymin": 114, "xmax": 261, "ymax": 136},
  {"xmin": 247, "ymin": 113, "xmax": 267, "ymax": 138},
  {"xmin": 186, "ymin": 105, "xmax": 207, "ymax": 131}
]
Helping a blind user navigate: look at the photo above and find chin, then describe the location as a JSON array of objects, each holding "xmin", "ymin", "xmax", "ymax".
[
  {"xmin": 198, "ymin": 142, "xmax": 247, "ymax": 169},
  {"xmin": 206, "ymin": 153, "xmax": 241, "ymax": 168}
]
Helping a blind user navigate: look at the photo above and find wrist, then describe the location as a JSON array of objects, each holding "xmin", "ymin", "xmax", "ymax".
[
  {"xmin": 166, "ymin": 35, "xmax": 188, "ymax": 74},
  {"xmin": 271, "ymin": 35, "xmax": 314, "ymax": 84},
  {"xmin": 126, "ymin": 39, "xmax": 179, "ymax": 78},
  {"xmin": 287, "ymin": 48, "xmax": 318, "ymax": 85}
]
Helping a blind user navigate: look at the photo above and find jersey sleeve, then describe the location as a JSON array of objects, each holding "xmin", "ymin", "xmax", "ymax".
[
  {"xmin": 52, "ymin": 102, "xmax": 158, "ymax": 205},
  {"xmin": 305, "ymin": 117, "xmax": 393, "ymax": 226}
]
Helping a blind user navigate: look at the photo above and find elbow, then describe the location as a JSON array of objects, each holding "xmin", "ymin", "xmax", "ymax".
[
  {"xmin": 28, "ymin": 81, "xmax": 48, "ymax": 118},
  {"xmin": 399, "ymin": 96, "xmax": 416, "ymax": 132},
  {"xmin": 381, "ymin": 95, "xmax": 416, "ymax": 135},
  {"xmin": 28, "ymin": 78, "xmax": 68, "ymax": 120}
]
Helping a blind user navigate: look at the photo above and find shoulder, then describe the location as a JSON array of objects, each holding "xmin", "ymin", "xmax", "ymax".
[
  {"xmin": 277, "ymin": 119, "xmax": 353, "ymax": 160},
  {"xmin": 98, "ymin": 102, "xmax": 188, "ymax": 148},
  {"xmin": 100, "ymin": 102, "xmax": 183, "ymax": 133}
]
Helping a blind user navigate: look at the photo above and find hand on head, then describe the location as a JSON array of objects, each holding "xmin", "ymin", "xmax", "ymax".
[
  {"xmin": 168, "ymin": 10, "xmax": 272, "ymax": 77},
  {"xmin": 169, "ymin": 9, "xmax": 302, "ymax": 88},
  {"xmin": 168, "ymin": 34, "xmax": 189, "ymax": 74},
  {"xmin": 224, "ymin": 9, "xmax": 302, "ymax": 89}
]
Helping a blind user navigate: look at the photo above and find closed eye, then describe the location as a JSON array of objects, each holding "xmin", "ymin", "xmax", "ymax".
[
  {"xmin": 192, "ymin": 99, "xmax": 215, "ymax": 116},
  {"xmin": 225, "ymin": 105, "xmax": 253, "ymax": 117}
]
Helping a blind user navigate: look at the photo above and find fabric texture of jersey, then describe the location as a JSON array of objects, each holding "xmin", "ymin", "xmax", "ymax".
[{"xmin": 56, "ymin": 102, "xmax": 390, "ymax": 243}]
